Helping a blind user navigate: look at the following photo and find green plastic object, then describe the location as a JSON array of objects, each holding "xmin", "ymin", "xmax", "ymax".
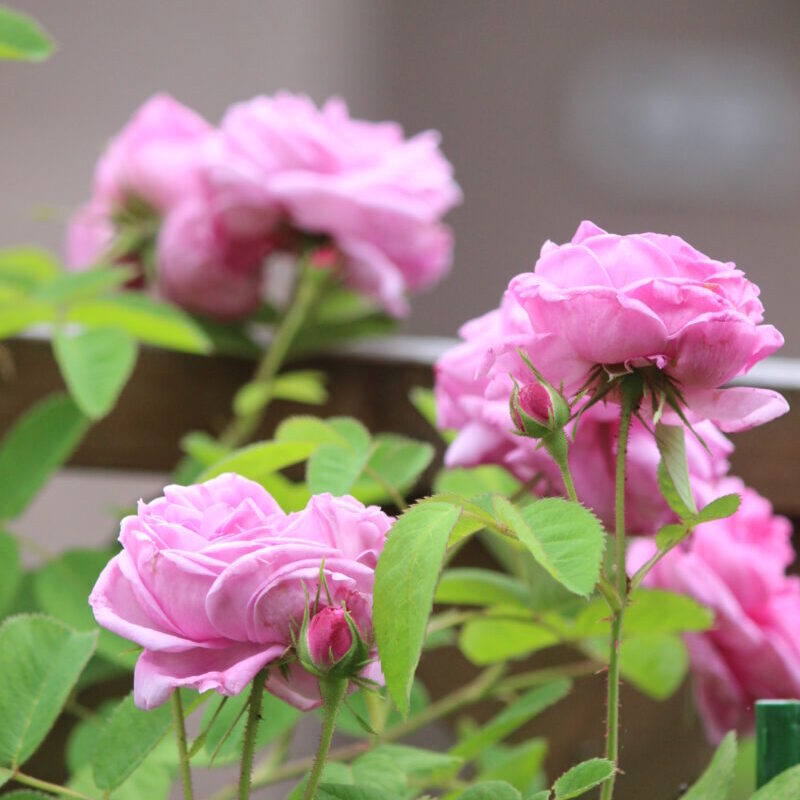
[{"xmin": 756, "ymin": 699, "xmax": 800, "ymax": 788}]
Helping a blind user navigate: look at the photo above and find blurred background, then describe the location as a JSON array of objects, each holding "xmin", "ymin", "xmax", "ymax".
[{"xmin": 2, "ymin": 0, "xmax": 800, "ymax": 352}]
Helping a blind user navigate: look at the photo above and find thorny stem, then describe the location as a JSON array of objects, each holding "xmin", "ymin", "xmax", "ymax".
[
  {"xmin": 599, "ymin": 384, "xmax": 636, "ymax": 800},
  {"xmin": 171, "ymin": 691, "xmax": 194, "ymax": 800},
  {"xmin": 238, "ymin": 668, "xmax": 268, "ymax": 800}
]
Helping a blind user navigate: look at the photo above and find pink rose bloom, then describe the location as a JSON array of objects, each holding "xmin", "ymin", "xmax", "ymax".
[
  {"xmin": 507, "ymin": 220, "xmax": 787, "ymax": 432},
  {"xmin": 208, "ymin": 92, "xmax": 461, "ymax": 315},
  {"xmin": 66, "ymin": 94, "xmax": 270, "ymax": 319},
  {"xmin": 434, "ymin": 291, "xmax": 732, "ymax": 534},
  {"xmin": 628, "ymin": 483, "xmax": 800, "ymax": 742},
  {"xmin": 89, "ymin": 475, "xmax": 391, "ymax": 710}
]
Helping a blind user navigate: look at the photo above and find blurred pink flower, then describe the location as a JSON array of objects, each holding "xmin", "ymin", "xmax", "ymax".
[
  {"xmin": 628, "ymin": 482, "xmax": 800, "ymax": 742},
  {"xmin": 156, "ymin": 200, "xmax": 270, "ymax": 318},
  {"xmin": 89, "ymin": 475, "xmax": 391, "ymax": 711},
  {"xmin": 65, "ymin": 94, "xmax": 269, "ymax": 319},
  {"xmin": 208, "ymin": 92, "xmax": 461, "ymax": 315}
]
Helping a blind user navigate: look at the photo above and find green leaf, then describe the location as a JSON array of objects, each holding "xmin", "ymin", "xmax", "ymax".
[
  {"xmin": 276, "ymin": 415, "xmax": 344, "ymax": 445},
  {"xmin": 0, "ymin": 6, "xmax": 53, "ymax": 61},
  {"xmin": 351, "ymin": 434, "xmax": 434, "ymax": 505},
  {"xmin": 477, "ymin": 738, "xmax": 548, "ymax": 792},
  {"xmin": 351, "ymin": 750, "xmax": 408, "ymax": 793},
  {"xmin": 53, "ymin": 328, "xmax": 138, "ymax": 419},
  {"xmin": 368, "ymin": 743, "xmax": 462, "ymax": 779},
  {"xmin": 33, "ymin": 548, "xmax": 135, "ymax": 667},
  {"xmin": 70, "ymin": 757, "xmax": 173, "ymax": 800},
  {"xmin": 0, "ymin": 247, "xmax": 60, "ymax": 289},
  {"xmin": 436, "ymin": 568, "xmax": 530, "ymax": 608},
  {"xmin": 681, "ymin": 731, "xmax": 737, "ymax": 799},
  {"xmin": 92, "ymin": 693, "xmax": 173, "ymax": 790},
  {"xmin": 35, "ymin": 266, "xmax": 132, "ymax": 303},
  {"xmin": 0, "ymin": 615, "xmax": 97, "ymax": 767},
  {"xmin": 288, "ymin": 763, "xmax": 354, "ymax": 799},
  {"xmin": 751, "ymin": 764, "xmax": 800, "ymax": 799},
  {"xmin": 234, "ymin": 370, "xmax": 328, "ymax": 416},
  {"xmin": 460, "ymin": 615, "xmax": 559, "ymax": 664},
  {"xmin": 499, "ymin": 497, "xmax": 605, "ymax": 597},
  {"xmin": 0, "ymin": 531, "xmax": 21, "ymax": 616},
  {"xmin": 374, "ymin": 501, "xmax": 461, "ymax": 715},
  {"xmin": 0, "ymin": 791, "xmax": 55, "ymax": 798},
  {"xmin": 459, "ymin": 781, "xmax": 522, "ymax": 799},
  {"xmin": 553, "ymin": 758, "xmax": 615, "ymax": 799},
  {"xmin": 451, "ymin": 680, "xmax": 572, "ymax": 760},
  {"xmin": 197, "ymin": 440, "xmax": 318, "ymax": 483},
  {"xmin": 409, "ymin": 386, "xmax": 438, "ymax": 429},
  {"xmin": 180, "ymin": 431, "xmax": 230, "ymax": 466},
  {"xmin": 272, "ymin": 370, "xmax": 328, "ymax": 405},
  {"xmin": 316, "ymin": 786, "xmax": 387, "ymax": 800},
  {"xmin": 694, "ymin": 493, "xmax": 741, "ymax": 524},
  {"xmin": 620, "ymin": 633, "xmax": 688, "ymax": 700},
  {"xmin": 574, "ymin": 589, "xmax": 713, "ymax": 639},
  {"xmin": 526, "ymin": 793, "xmax": 551, "ymax": 800},
  {"xmin": 0, "ymin": 300, "xmax": 54, "ymax": 338},
  {"xmin": 655, "ymin": 523, "xmax": 688, "ymax": 550},
  {"xmin": 308, "ymin": 443, "xmax": 369, "ymax": 496},
  {"xmin": 655, "ymin": 423, "xmax": 697, "ymax": 517},
  {"xmin": 0, "ymin": 394, "xmax": 89, "ymax": 520},
  {"xmin": 434, "ymin": 466, "xmax": 522, "ymax": 499},
  {"xmin": 68, "ymin": 293, "xmax": 212, "ymax": 354}
]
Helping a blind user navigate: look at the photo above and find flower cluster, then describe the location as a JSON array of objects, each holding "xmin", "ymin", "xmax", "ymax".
[
  {"xmin": 68, "ymin": 93, "xmax": 460, "ymax": 318},
  {"xmin": 435, "ymin": 220, "xmax": 795, "ymax": 739},
  {"xmin": 88, "ymin": 473, "xmax": 391, "ymax": 711}
]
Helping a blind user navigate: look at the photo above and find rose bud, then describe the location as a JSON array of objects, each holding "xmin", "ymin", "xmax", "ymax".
[
  {"xmin": 298, "ymin": 595, "xmax": 372, "ymax": 680},
  {"xmin": 510, "ymin": 376, "xmax": 570, "ymax": 438}
]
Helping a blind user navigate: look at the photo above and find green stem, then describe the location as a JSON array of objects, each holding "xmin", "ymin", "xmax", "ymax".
[
  {"xmin": 600, "ymin": 388, "xmax": 635, "ymax": 800},
  {"xmin": 171, "ymin": 691, "xmax": 194, "ymax": 800},
  {"xmin": 220, "ymin": 256, "xmax": 322, "ymax": 449},
  {"xmin": 238, "ymin": 668, "xmax": 268, "ymax": 800},
  {"xmin": 303, "ymin": 678, "xmax": 348, "ymax": 800},
  {"xmin": 8, "ymin": 770, "xmax": 98, "ymax": 800},
  {"xmin": 544, "ymin": 430, "xmax": 578, "ymax": 503}
]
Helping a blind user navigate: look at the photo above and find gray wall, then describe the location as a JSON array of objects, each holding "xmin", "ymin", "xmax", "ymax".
[{"xmin": 3, "ymin": 1, "xmax": 800, "ymax": 353}]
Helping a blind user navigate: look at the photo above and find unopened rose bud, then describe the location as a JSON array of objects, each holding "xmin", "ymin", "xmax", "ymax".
[
  {"xmin": 510, "ymin": 374, "xmax": 570, "ymax": 438},
  {"xmin": 298, "ymin": 592, "xmax": 373, "ymax": 679},
  {"xmin": 307, "ymin": 606, "xmax": 353, "ymax": 669},
  {"xmin": 518, "ymin": 382, "xmax": 553, "ymax": 425}
]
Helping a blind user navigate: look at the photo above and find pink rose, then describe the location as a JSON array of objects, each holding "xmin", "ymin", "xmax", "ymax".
[
  {"xmin": 434, "ymin": 291, "xmax": 732, "ymax": 534},
  {"xmin": 92, "ymin": 94, "xmax": 212, "ymax": 213},
  {"xmin": 208, "ymin": 92, "xmax": 461, "ymax": 315},
  {"xmin": 156, "ymin": 200, "xmax": 269, "ymax": 318},
  {"xmin": 506, "ymin": 221, "xmax": 787, "ymax": 432},
  {"xmin": 89, "ymin": 476, "xmax": 391, "ymax": 710},
  {"xmin": 66, "ymin": 95, "xmax": 273, "ymax": 319},
  {"xmin": 628, "ymin": 483, "xmax": 800, "ymax": 742}
]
